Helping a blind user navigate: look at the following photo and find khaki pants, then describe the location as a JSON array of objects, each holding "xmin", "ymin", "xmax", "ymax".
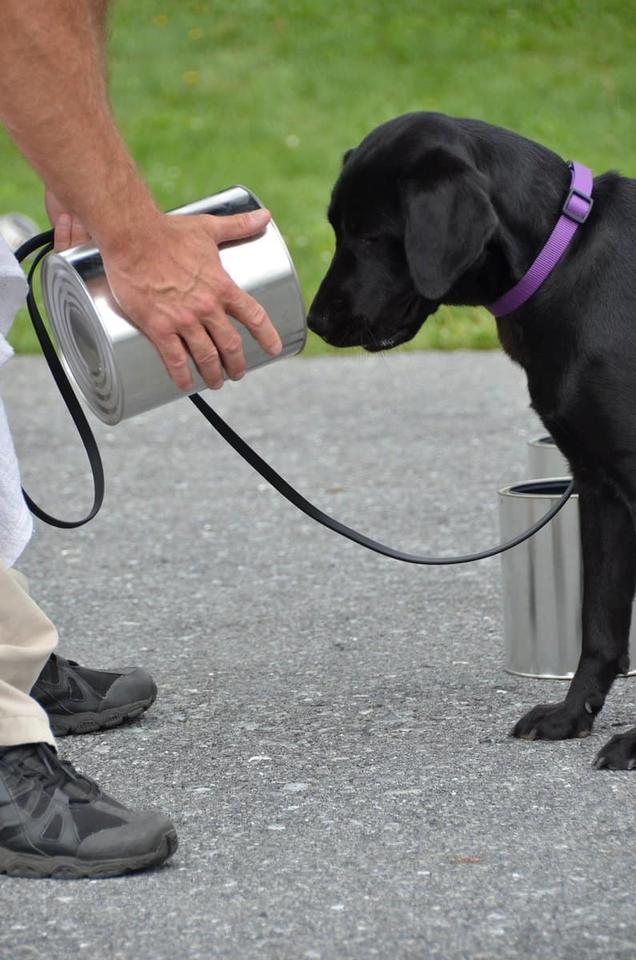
[{"xmin": 0, "ymin": 560, "xmax": 56, "ymax": 748}]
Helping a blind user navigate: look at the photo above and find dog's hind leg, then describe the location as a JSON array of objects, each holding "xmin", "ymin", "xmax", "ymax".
[
  {"xmin": 591, "ymin": 466, "xmax": 636, "ymax": 771},
  {"xmin": 511, "ymin": 477, "xmax": 636, "ymax": 743}
]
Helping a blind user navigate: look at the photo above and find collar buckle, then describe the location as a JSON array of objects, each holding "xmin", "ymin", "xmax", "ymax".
[
  {"xmin": 486, "ymin": 159, "xmax": 594, "ymax": 317},
  {"xmin": 562, "ymin": 183, "xmax": 594, "ymax": 225}
]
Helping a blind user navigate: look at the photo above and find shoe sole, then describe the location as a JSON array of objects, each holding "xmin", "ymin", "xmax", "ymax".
[
  {"xmin": 0, "ymin": 827, "xmax": 178, "ymax": 879},
  {"xmin": 49, "ymin": 693, "xmax": 157, "ymax": 737}
]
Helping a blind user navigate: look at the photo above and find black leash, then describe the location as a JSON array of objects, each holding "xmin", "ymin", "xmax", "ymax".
[
  {"xmin": 16, "ymin": 231, "xmax": 575, "ymax": 563},
  {"xmin": 17, "ymin": 231, "xmax": 104, "ymax": 528}
]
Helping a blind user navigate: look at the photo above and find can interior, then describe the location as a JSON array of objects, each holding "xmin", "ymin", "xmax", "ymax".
[
  {"xmin": 508, "ymin": 479, "xmax": 572, "ymax": 497},
  {"xmin": 68, "ymin": 303, "xmax": 102, "ymax": 376}
]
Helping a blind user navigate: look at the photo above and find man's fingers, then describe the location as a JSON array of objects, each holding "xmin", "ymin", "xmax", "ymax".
[
  {"xmin": 207, "ymin": 208, "xmax": 271, "ymax": 245},
  {"xmin": 101, "ymin": 210, "xmax": 286, "ymax": 393},
  {"xmin": 180, "ymin": 319, "xmax": 230, "ymax": 390},
  {"xmin": 154, "ymin": 332, "xmax": 194, "ymax": 392},
  {"xmin": 199, "ymin": 312, "xmax": 247, "ymax": 383},
  {"xmin": 223, "ymin": 284, "xmax": 283, "ymax": 356},
  {"xmin": 70, "ymin": 219, "xmax": 91, "ymax": 248},
  {"xmin": 54, "ymin": 213, "xmax": 90, "ymax": 251}
]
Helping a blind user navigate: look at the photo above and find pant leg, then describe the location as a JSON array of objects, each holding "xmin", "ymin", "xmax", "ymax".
[{"xmin": 0, "ymin": 560, "xmax": 56, "ymax": 747}]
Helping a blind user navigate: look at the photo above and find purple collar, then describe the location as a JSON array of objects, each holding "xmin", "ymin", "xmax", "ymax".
[{"xmin": 486, "ymin": 161, "xmax": 594, "ymax": 317}]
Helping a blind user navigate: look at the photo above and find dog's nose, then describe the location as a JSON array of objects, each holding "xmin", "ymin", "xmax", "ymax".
[
  {"xmin": 306, "ymin": 311, "xmax": 319, "ymax": 335},
  {"xmin": 307, "ymin": 306, "xmax": 328, "ymax": 336},
  {"xmin": 307, "ymin": 298, "xmax": 347, "ymax": 337}
]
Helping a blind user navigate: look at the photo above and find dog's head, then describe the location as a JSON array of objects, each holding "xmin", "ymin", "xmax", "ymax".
[{"xmin": 308, "ymin": 113, "xmax": 500, "ymax": 350}]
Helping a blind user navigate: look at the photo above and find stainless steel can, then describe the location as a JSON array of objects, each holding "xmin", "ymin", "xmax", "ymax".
[
  {"xmin": 527, "ymin": 435, "xmax": 570, "ymax": 479},
  {"xmin": 498, "ymin": 479, "xmax": 636, "ymax": 679},
  {"xmin": 40, "ymin": 186, "xmax": 307, "ymax": 425}
]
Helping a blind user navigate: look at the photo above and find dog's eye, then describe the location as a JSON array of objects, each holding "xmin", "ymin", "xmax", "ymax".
[{"xmin": 357, "ymin": 235, "xmax": 380, "ymax": 246}]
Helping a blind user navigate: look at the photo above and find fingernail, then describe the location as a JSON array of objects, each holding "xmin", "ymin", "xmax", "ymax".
[
  {"xmin": 252, "ymin": 208, "xmax": 271, "ymax": 225},
  {"xmin": 268, "ymin": 338, "xmax": 283, "ymax": 356}
]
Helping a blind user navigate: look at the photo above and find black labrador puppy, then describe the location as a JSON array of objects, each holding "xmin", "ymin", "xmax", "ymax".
[{"xmin": 308, "ymin": 111, "xmax": 636, "ymax": 771}]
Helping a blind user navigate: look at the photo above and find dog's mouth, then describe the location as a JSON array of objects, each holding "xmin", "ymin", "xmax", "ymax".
[
  {"xmin": 311, "ymin": 329, "xmax": 365, "ymax": 349},
  {"xmin": 308, "ymin": 298, "xmax": 430, "ymax": 351},
  {"xmin": 312, "ymin": 323, "xmax": 419, "ymax": 352},
  {"xmin": 311, "ymin": 327, "xmax": 411, "ymax": 352},
  {"xmin": 362, "ymin": 317, "xmax": 426, "ymax": 352},
  {"xmin": 307, "ymin": 311, "xmax": 367, "ymax": 348},
  {"xmin": 363, "ymin": 329, "xmax": 412, "ymax": 352}
]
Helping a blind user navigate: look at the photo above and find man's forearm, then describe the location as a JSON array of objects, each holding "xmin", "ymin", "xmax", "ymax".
[
  {"xmin": 0, "ymin": 0, "xmax": 283, "ymax": 391},
  {"xmin": 0, "ymin": 0, "xmax": 160, "ymax": 253},
  {"xmin": 88, "ymin": 0, "xmax": 109, "ymax": 82}
]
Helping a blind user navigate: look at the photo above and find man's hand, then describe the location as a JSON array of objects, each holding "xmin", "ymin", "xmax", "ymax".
[
  {"xmin": 44, "ymin": 189, "xmax": 282, "ymax": 391},
  {"xmin": 101, "ymin": 207, "xmax": 283, "ymax": 392},
  {"xmin": 45, "ymin": 189, "xmax": 91, "ymax": 251},
  {"xmin": 3, "ymin": 2, "xmax": 282, "ymax": 393}
]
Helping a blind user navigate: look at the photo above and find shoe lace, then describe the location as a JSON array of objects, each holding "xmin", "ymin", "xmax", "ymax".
[
  {"xmin": 5, "ymin": 743, "xmax": 97, "ymax": 802},
  {"xmin": 48, "ymin": 653, "xmax": 78, "ymax": 668}
]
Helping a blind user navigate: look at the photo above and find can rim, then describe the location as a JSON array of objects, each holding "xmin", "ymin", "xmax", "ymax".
[
  {"xmin": 527, "ymin": 434, "xmax": 555, "ymax": 447},
  {"xmin": 498, "ymin": 477, "xmax": 575, "ymax": 498}
]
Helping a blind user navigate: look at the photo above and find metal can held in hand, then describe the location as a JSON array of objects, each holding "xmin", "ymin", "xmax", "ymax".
[{"xmin": 41, "ymin": 186, "xmax": 307, "ymax": 425}]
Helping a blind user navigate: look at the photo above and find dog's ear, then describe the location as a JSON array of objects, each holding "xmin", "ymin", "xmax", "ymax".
[
  {"xmin": 342, "ymin": 148, "xmax": 355, "ymax": 166},
  {"xmin": 404, "ymin": 161, "xmax": 498, "ymax": 300}
]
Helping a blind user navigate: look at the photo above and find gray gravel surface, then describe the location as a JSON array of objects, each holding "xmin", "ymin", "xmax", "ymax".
[{"xmin": 1, "ymin": 352, "xmax": 634, "ymax": 960}]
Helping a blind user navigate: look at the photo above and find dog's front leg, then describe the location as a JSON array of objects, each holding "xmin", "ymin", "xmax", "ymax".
[{"xmin": 512, "ymin": 479, "xmax": 635, "ymax": 741}]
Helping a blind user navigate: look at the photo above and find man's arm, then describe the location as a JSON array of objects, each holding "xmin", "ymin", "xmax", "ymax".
[
  {"xmin": 0, "ymin": 1, "xmax": 156, "ymax": 252},
  {"xmin": 0, "ymin": 1, "xmax": 282, "ymax": 390},
  {"xmin": 45, "ymin": 0, "xmax": 117, "ymax": 249},
  {"xmin": 88, "ymin": 0, "xmax": 109, "ymax": 78}
]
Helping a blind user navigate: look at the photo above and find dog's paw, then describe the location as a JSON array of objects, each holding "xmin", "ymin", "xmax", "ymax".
[
  {"xmin": 511, "ymin": 701, "xmax": 593, "ymax": 741},
  {"xmin": 593, "ymin": 728, "xmax": 636, "ymax": 770}
]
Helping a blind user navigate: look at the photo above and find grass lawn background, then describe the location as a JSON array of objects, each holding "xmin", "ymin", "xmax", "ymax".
[{"xmin": 1, "ymin": 0, "xmax": 635, "ymax": 355}]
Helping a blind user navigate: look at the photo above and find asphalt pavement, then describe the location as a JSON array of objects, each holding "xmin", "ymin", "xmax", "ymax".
[{"xmin": 1, "ymin": 351, "xmax": 634, "ymax": 960}]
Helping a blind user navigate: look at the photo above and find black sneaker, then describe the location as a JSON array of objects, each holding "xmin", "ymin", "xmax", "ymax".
[
  {"xmin": 31, "ymin": 654, "xmax": 158, "ymax": 736},
  {"xmin": 0, "ymin": 743, "xmax": 177, "ymax": 878}
]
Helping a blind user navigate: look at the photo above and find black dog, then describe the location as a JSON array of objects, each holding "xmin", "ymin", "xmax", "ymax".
[{"xmin": 308, "ymin": 111, "xmax": 636, "ymax": 770}]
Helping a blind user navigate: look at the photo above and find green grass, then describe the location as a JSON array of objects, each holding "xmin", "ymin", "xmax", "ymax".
[{"xmin": 2, "ymin": 0, "xmax": 636, "ymax": 354}]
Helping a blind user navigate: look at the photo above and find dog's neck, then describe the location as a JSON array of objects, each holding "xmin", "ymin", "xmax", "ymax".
[
  {"xmin": 445, "ymin": 141, "xmax": 605, "ymax": 376},
  {"xmin": 454, "ymin": 144, "xmax": 574, "ymax": 311},
  {"xmin": 486, "ymin": 162, "xmax": 594, "ymax": 318}
]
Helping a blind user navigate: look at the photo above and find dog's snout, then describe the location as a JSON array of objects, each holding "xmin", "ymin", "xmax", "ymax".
[
  {"xmin": 306, "ymin": 307, "xmax": 327, "ymax": 336},
  {"xmin": 307, "ymin": 298, "xmax": 347, "ymax": 336}
]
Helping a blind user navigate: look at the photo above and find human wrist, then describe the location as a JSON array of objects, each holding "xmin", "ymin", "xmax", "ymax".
[
  {"xmin": 88, "ymin": 169, "xmax": 163, "ymax": 259},
  {"xmin": 95, "ymin": 203, "xmax": 163, "ymax": 260}
]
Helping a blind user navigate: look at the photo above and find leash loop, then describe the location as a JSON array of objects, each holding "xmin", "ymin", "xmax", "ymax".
[
  {"xmin": 16, "ymin": 231, "xmax": 105, "ymax": 528},
  {"xmin": 189, "ymin": 393, "xmax": 575, "ymax": 565},
  {"xmin": 17, "ymin": 231, "xmax": 574, "ymax": 561}
]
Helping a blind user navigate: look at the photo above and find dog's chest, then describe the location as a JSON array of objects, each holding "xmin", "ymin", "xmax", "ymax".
[{"xmin": 495, "ymin": 317, "xmax": 530, "ymax": 369}]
